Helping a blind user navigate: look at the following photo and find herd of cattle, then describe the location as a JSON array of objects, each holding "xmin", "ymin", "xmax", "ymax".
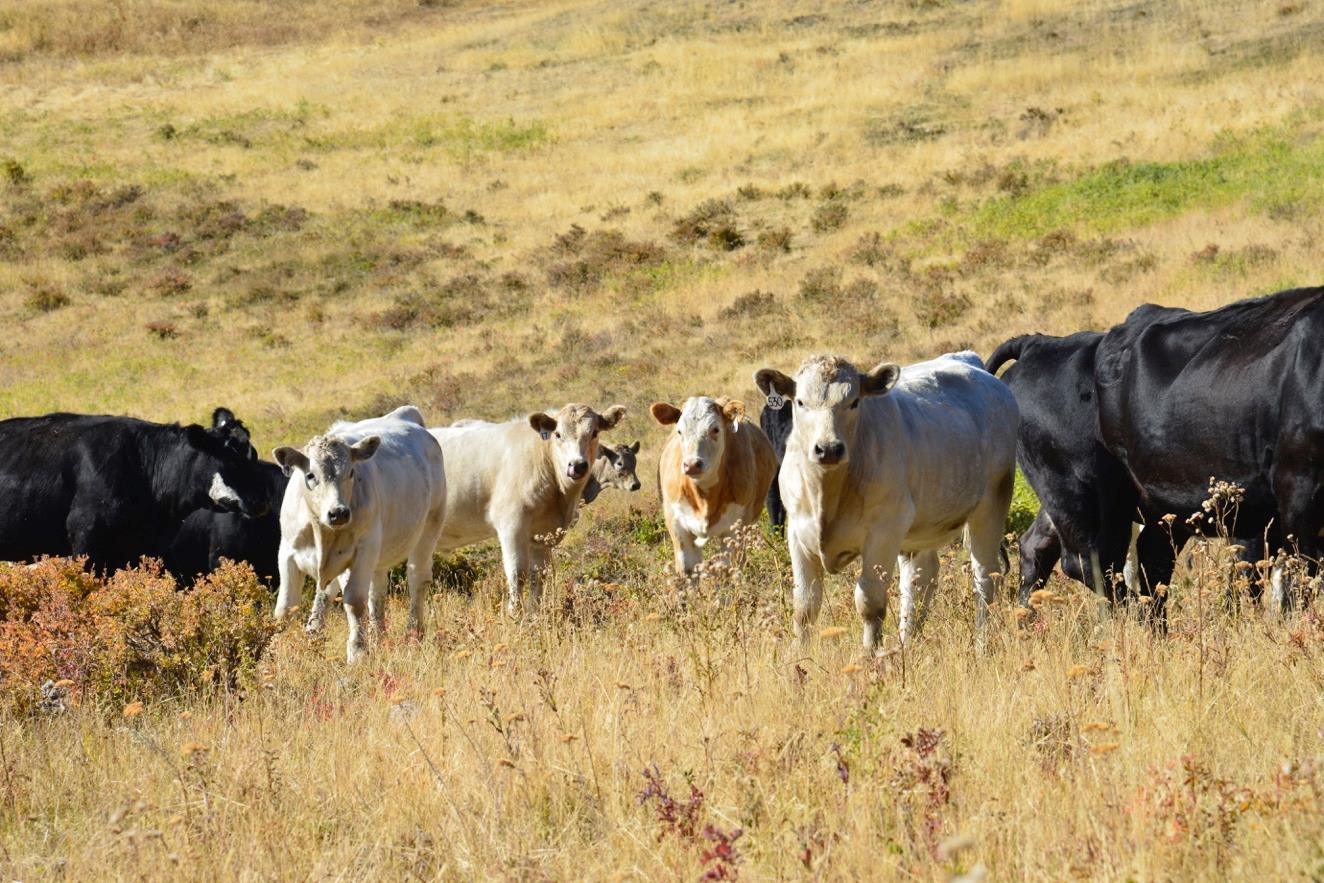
[{"xmin": 2, "ymin": 285, "xmax": 1320, "ymax": 660}]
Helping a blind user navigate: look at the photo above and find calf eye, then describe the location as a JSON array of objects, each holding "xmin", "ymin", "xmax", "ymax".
[
  {"xmin": 795, "ymin": 399, "xmax": 804, "ymax": 408},
  {"xmin": 850, "ymin": 398, "xmax": 860, "ymax": 410},
  {"xmin": 710, "ymin": 427, "xmax": 720, "ymax": 437},
  {"xmin": 554, "ymin": 431, "xmax": 561, "ymax": 440}
]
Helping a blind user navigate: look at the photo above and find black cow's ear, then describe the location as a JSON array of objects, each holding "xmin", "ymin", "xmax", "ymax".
[
  {"xmin": 273, "ymin": 446, "xmax": 308, "ymax": 477},
  {"xmin": 212, "ymin": 407, "xmax": 236, "ymax": 429},
  {"xmin": 754, "ymin": 368, "xmax": 795, "ymax": 400},
  {"xmin": 628, "ymin": 440, "xmax": 641, "ymax": 454},
  {"xmin": 861, "ymin": 362, "xmax": 901, "ymax": 397}
]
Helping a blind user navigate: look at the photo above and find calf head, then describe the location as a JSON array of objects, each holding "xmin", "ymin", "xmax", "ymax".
[
  {"xmin": 529, "ymin": 403, "xmax": 627, "ymax": 483},
  {"xmin": 595, "ymin": 441, "xmax": 642, "ymax": 492},
  {"xmin": 755, "ymin": 355, "xmax": 899, "ymax": 468},
  {"xmin": 272, "ymin": 435, "xmax": 381, "ymax": 530},
  {"xmin": 651, "ymin": 397, "xmax": 745, "ymax": 486}
]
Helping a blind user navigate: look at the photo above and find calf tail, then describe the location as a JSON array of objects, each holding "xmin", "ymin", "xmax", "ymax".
[{"xmin": 985, "ymin": 335, "xmax": 1036, "ymax": 376}]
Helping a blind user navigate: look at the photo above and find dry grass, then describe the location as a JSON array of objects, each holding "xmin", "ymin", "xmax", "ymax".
[
  {"xmin": 3, "ymin": 0, "xmax": 1324, "ymax": 878},
  {"xmin": 3, "ymin": 526, "xmax": 1323, "ymax": 880}
]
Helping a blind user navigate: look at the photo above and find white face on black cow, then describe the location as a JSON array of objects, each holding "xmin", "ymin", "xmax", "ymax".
[
  {"xmin": 756, "ymin": 356, "xmax": 899, "ymax": 468},
  {"xmin": 273, "ymin": 435, "xmax": 380, "ymax": 530},
  {"xmin": 529, "ymin": 403, "xmax": 627, "ymax": 483},
  {"xmin": 650, "ymin": 397, "xmax": 745, "ymax": 485}
]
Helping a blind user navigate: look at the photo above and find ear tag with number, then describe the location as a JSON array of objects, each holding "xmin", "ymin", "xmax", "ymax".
[{"xmin": 766, "ymin": 392, "xmax": 787, "ymax": 410}]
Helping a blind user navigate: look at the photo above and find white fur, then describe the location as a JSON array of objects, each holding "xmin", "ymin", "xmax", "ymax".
[
  {"xmin": 274, "ymin": 406, "xmax": 447, "ymax": 663},
  {"xmin": 778, "ymin": 352, "xmax": 1018, "ymax": 650}
]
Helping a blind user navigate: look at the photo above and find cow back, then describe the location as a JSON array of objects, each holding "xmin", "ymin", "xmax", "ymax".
[{"xmin": 1095, "ymin": 286, "xmax": 1324, "ymax": 522}]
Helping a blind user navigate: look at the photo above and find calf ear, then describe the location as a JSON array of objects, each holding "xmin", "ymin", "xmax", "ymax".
[
  {"xmin": 754, "ymin": 369, "xmax": 795, "ymax": 400},
  {"xmin": 597, "ymin": 405, "xmax": 627, "ymax": 431},
  {"xmin": 528, "ymin": 413, "xmax": 557, "ymax": 436},
  {"xmin": 350, "ymin": 436, "xmax": 381, "ymax": 462},
  {"xmin": 861, "ymin": 362, "xmax": 901, "ymax": 397},
  {"xmin": 628, "ymin": 440, "xmax": 641, "ymax": 454},
  {"xmin": 273, "ymin": 446, "xmax": 309, "ymax": 477},
  {"xmin": 650, "ymin": 402, "xmax": 681, "ymax": 426},
  {"xmin": 212, "ymin": 407, "xmax": 236, "ymax": 428},
  {"xmin": 722, "ymin": 399, "xmax": 746, "ymax": 430}
]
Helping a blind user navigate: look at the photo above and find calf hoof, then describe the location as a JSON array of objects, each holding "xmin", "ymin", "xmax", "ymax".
[{"xmin": 346, "ymin": 643, "xmax": 366, "ymax": 665}]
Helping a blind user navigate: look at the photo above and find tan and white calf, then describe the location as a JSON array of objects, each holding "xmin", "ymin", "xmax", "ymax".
[
  {"xmin": 272, "ymin": 406, "xmax": 447, "ymax": 663},
  {"xmin": 651, "ymin": 397, "xmax": 778, "ymax": 577},
  {"xmin": 430, "ymin": 403, "xmax": 627, "ymax": 614},
  {"xmin": 755, "ymin": 353, "xmax": 1017, "ymax": 651}
]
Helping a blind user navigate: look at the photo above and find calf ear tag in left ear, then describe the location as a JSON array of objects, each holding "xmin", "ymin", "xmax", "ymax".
[
  {"xmin": 766, "ymin": 392, "xmax": 786, "ymax": 410},
  {"xmin": 540, "ymin": 430, "xmax": 551, "ymax": 440}
]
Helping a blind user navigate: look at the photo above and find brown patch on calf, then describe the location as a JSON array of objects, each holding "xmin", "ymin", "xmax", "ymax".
[{"xmin": 658, "ymin": 397, "xmax": 778, "ymax": 536}]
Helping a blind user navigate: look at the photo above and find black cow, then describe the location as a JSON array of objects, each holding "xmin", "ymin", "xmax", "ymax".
[
  {"xmin": 756, "ymin": 388, "xmax": 793, "ymax": 528},
  {"xmin": 0, "ymin": 408, "xmax": 273, "ymax": 574},
  {"xmin": 160, "ymin": 409, "xmax": 288, "ymax": 586},
  {"xmin": 1095, "ymin": 286, "xmax": 1324, "ymax": 612},
  {"xmin": 164, "ymin": 472, "xmax": 288, "ymax": 585},
  {"xmin": 986, "ymin": 332, "xmax": 1140, "ymax": 604}
]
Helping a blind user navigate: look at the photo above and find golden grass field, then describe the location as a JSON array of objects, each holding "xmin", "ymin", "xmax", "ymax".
[{"xmin": 3, "ymin": 0, "xmax": 1324, "ymax": 879}]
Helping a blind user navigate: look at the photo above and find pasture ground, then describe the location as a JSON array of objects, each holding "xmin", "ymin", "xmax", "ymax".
[{"xmin": 2, "ymin": 0, "xmax": 1324, "ymax": 878}]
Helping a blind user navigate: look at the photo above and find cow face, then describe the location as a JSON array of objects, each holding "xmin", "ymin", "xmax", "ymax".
[
  {"xmin": 529, "ymin": 403, "xmax": 627, "ymax": 483},
  {"xmin": 273, "ymin": 435, "xmax": 381, "ymax": 530},
  {"xmin": 184, "ymin": 423, "xmax": 273, "ymax": 518},
  {"xmin": 651, "ymin": 397, "xmax": 744, "ymax": 485},
  {"xmin": 596, "ymin": 441, "xmax": 642, "ymax": 492},
  {"xmin": 755, "ymin": 356, "xmax": 899, "ymax": 467}
]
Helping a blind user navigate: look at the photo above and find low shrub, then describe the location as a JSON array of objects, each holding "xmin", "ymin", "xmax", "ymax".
[{"xmin": 0, "ymin": 558, "xmax": 282, "ymax": 715}]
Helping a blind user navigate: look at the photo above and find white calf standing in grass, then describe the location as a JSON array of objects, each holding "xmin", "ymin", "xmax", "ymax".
[
  {"xmin": 272, "ymin": 405, "xmax": 446, "ymax": 663},
  {"xmin": 754, "ymin": 353, "xmax": 1018, "ymax": 650},
  {"xmin": 430, "ymin": 403, "xmax": 627, "ymax": 615}
]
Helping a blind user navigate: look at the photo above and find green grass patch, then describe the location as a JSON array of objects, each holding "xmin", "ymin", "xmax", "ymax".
[
  {"xmin": 1007, "ymin": 469, "xmax": 1039, "ymax": 536},
  {"xmin": 314, "ymin": 113, "xmax": 552, "ymax": 161},
  {"xmin": 971, "ymin": 121, "xmax": 1324, "ymax": 239}
]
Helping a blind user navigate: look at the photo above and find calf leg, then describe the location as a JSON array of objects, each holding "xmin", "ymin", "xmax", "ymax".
[
  {"xmin": 498, "ymin": 524, "xmax": 533, "ymax": 617},
  {"xmin": 274, "ymin": 543, "xmax": 304, "ymax": 620},
  {"xmin": 405, "ymin": 514, "xmax": 445, "ymax": 638},
  {"xmin": 856, "ymin": 536, "xmax": 900, "ymax": 652},
  {"xmin": 341, "ymin": 567, "xmax": 372, "ymax": 663},
  {"xmin": 1017, "ymin": 510, "xmax": 1061, "ymax": 607},
  {"xmin": 368, "ymin": 567, "xmax": 389, "ymax": 637},
  {"xmin": 766, "ymin": 479, "xmax": 786, "ymax": 531},
  {"xmin": 899, "ymin": 550, "xmax": 940, "ymax": 643},
  {"xmin": 671, "ymin": 528, "xmax": 702, "ymax": 578},
  {"xmin": 528, "ymin": 543, "xmax": 550, "ymax": 610},
  {"xmin": 967, "ymin": 473, "xmax": 1014, "ymax": 633},
  {"xmin": 788, "ymin": 524, "xmax": 825, "ymax": 647}
]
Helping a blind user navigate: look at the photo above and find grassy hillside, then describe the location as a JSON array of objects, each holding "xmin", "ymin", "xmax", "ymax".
[{"xmin": 3, "ymin": 0, "xmax": 1324, "ymax": 879}]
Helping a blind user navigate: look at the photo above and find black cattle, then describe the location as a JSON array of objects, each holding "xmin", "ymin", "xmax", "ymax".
[
  {"xmin": 756, "ymin": 388, "xmax": 793, "ymax": 528},
  {"xmin": 164, "ymin": 463, "xmax": 286, "ymax": 585},
  {"xmin": 987, "ymin": 331, "xmax": 1140, "ymax": 604},
  {"xmin": 1095, "ymin": 286, "xmax": 1324, "ymax": 611},
  {"xmin": 0, "ymin": 408, "xmax": 273, "ymax": 574},
  {"xmin": 162, "ymin": 409, "xmax": 289, "ymax": 586}
]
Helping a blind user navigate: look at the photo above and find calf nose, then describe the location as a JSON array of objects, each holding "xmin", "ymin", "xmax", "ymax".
[
  {"xmin": 327, "ymin": 506, "xmax": 351, "ymax": 526},
  {"xmin": 812, "ymin": 441, "xmax": 846, "ymax": 465},
  {"xmin": 567, "ymin": 459, "xmax": 588, "ymax": 480},
  {"xmin": 630, "ymin": 480, "xmax": 641, "ymax": 491},
  {"xmin": 682, "ymin": 458, "xmax": 704, "ymax": 476}
]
